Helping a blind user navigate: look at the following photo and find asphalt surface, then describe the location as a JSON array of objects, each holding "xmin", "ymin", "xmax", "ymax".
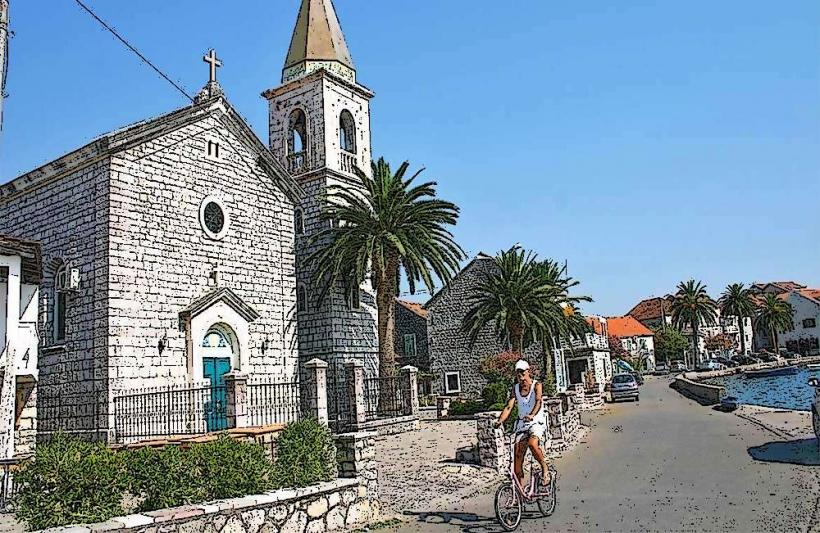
[{"xmin": 391, "ymin": 376, "xmax": 820, "ymax": 533}]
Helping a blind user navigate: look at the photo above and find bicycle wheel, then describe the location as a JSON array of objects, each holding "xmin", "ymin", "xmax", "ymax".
[
  {"xmin": 494, "ymin": 482, "xmax": 522, "ymax": 531},
  {"xmin": 537, "ymin": 466, "xmax": 558, "ymax": 517}
]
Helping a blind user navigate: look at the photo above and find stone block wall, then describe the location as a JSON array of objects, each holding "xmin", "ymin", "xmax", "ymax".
[
  {"xmin": 108, "ymin": 113, "xmax": 299, "ymax": 393},
  {"xmin": 0, "ymin": 154, "xmax": 111, "ymax": 440},
  {"xmin": 395, "ymin": 301, "xmax": 429, "ymax": 371}
]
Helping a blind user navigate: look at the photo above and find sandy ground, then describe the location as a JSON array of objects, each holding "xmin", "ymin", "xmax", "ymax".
[{"xmin": 392, "ymin": 376, "xmax": 820, "ymax": 533}]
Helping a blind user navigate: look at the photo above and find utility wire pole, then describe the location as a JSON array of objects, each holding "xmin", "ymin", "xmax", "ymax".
[{"xmin": 0, "ymin": 0, "xmax": 9, "ymax": 133}]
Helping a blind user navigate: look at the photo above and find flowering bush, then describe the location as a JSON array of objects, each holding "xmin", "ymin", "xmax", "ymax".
[{"xmin": 479, "ymin": 351, "xmax": 542, "ymax": 385}]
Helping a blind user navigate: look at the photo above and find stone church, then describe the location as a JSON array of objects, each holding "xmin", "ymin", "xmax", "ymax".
[{"xmin": 0, "ymin": 0, "xmax": 377, "ymax": 448}]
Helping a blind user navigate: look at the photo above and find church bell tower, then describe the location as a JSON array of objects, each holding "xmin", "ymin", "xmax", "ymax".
[{"xmin": 263, "ymin": 0, "xmax": 378, "ymax": 377}]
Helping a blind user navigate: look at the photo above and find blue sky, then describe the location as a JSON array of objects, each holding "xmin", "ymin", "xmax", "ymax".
[{"xmin": 2, "ymin": 1, "xmax": 818, "ymax": 315}]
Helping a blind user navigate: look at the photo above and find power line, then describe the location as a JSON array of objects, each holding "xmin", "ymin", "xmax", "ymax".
[{"xmin": 73, "ymin": 0, "xmax": 193, "ymax": 102}]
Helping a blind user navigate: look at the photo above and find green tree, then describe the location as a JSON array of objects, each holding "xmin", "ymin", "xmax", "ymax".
[
  {"xmin": 308, "ymin": 159, "xmax": 464, "ymax": 377},
  {"xmin": 653, "ymin": 326, "xmax": 689, "ymax": 364},
  {"xmin": 608, "ymin": 335, "xmax": 629, "ymax": 359},
  {"xmin": 670, "ymin": 280, "xmax": 718, "ymax": 363},
  {"xmin": 754, "ymin": 293, "xmax": 795, "ymax": 354},
  {"xmin": 719, "ymin": 283, "xmax": 755, "ymax": 355},
  {"xmin": 462, "ymin": 248, "xmax": 590, "ymax": 384}
]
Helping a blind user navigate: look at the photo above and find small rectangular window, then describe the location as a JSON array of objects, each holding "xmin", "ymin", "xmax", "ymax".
[
  {"xmin": 403, "ymin": 334, "xmax": 417, "ymax": 357},
  {"xmin": 206, "ymin": 139, "xmax": 221, "ymax": 159},
  {"xmin": 55, "ymin": 291, "xmax": 67, "ymax": 342},
  {"xmin": 349, "ymin": 286, "xmax": 360, "ymax": 310},
  {"xmin": 803, "ymin": 318, "xmax": 817, "ymax": 329},
  {"xmin": 444, "ymin": 372, "xmax": 461, "ymax": 394}
]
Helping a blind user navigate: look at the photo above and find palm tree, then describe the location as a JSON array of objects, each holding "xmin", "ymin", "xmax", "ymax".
[
  {"xmin": 754, "ymin": 294, "xmax": 794, "ymax": 355},
  {"xmin": 719, "ymin": 283, "xmax": 755, "ymax": 355},
  {"xmin": 462, "ymin": 249, "xmax": 590, "ymax": 376},
  {"xmin": 530, "ymin": 260, "xmax": 591, "ymax": 383},
  {"xmin": 670, "ymin": 280, "xmax": 718, "ymax": 364},
  {"xmin": 308, "ymin": 158, "xmax": 464, "ymax": 378}
]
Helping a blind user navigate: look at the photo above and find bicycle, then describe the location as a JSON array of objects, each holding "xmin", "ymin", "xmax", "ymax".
[{"xmin": 494, "ymin": 429, "xmax": 558, "ymax": 531}]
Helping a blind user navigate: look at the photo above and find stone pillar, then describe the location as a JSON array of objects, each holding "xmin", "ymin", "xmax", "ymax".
[
  {"xmin": 303, "ymin": 359, "xmax": 329, "ymax": 425},
  {"xmin": 545, "ymin": 398, "xmax": 564, "ymax": 442},
  {"xmin": 436, "ymin": 396, "xmax": 452, "ymax": 419},
  {"xmin": 400, "ymin": 366, "xmax": 419, "ymax": 417},
  {"xmin": 345, "ymin": 362, "xmax": 366, "ymax": 431},
  {"xmin": 476, "ymin": 412, "xmax": 508, "ymax": 473},
  {"xmin": 224, "ymin": 372, "xmax": 248, "ymax": 429},
  {"xmin": 334, "ymin": 431, "xmax": 379, "ymax": 502}
]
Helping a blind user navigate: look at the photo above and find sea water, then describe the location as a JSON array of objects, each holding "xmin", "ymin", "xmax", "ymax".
[{"xmin": 707, "ymin": 367, "xmax": 820, "ymax": 411}]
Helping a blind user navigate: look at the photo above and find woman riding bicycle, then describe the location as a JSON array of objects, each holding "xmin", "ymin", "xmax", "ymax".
[{"xmin": 494, "ymin": 359, "xmax": 551, "ymax": 487}]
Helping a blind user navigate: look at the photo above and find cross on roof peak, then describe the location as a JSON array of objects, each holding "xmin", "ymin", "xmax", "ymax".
[{"xmin": 203, "ymin": 49, "xmax": 222, "ymax": 83}]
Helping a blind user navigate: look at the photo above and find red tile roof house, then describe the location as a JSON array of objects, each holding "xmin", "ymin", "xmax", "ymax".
[
  {"xmin": 750, "ymin": 282, "xmax": 820, "ymax": 355},
  {"xmin": 607, "ymin": 316, "xmax": 656, "ymax": 370}
]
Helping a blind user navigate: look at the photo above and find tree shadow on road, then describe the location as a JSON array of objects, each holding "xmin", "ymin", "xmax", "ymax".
[
  {"xmin": 401, "ymin": 511, "xmax": 503, "ymax": 533},
  {"xmin": 748, "ymin": 438, "xmax": 820, "ymax": 466}
]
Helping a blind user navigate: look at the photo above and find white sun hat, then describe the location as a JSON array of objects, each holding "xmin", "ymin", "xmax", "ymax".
[{"xmin": 514, "ymin": 360, "xmax": 530, "ymax": 372}]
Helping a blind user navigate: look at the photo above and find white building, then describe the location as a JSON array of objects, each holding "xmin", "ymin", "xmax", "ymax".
[
  {"xmin": 606, "ymin": 315, "xmax": 656, "ymax": 370},
  {"xmin": 0, "ymin": 236, "xmax": 40, "ymax": 458},
  {"xmin": 753, "ymin": 288, "xmax": 820, "ymax": 356}
]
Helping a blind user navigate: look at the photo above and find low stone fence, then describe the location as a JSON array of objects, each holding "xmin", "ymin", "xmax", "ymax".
[
  {"xmin": 43, "ymin": 432, "xmax": 380, "ymax": 533},
  {"xmin": 476, "ymin": 394, "xmax": 584, "ymax": 472},
  {"xmin": 671, "ymin": 376, "xmax": 724, "ymax": 405}
]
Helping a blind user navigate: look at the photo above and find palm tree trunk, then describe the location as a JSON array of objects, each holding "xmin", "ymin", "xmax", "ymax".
[
  {"xmin": 376, "ymin": 257, "xmax": 400, "ymax": 379},
  {"xmin": 693, "ymin": 320, "xmax": 700, "ymax": 364},
  {"xmin": 510, "ymin": 324, "xmax": 524, "ymax": 355}
]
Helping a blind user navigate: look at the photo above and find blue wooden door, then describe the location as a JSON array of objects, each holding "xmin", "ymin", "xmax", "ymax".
[{"xmin": 203, "ymin": 357, "xmax": 231, "ymax": 431}]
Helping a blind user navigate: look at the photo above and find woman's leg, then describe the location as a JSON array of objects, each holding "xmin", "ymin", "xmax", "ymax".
[
  {"xmin": 514, "ymin": 439, "xmax": 527, "ymax": 487},
  {"xmin": 528, "ymin": 435, "xmax": 551, "ymax": 485}
]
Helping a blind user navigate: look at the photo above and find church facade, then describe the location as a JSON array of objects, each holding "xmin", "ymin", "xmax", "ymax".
[{"xmin": 0, "ymin": 0, "xmax": 378, "ymax": 445}]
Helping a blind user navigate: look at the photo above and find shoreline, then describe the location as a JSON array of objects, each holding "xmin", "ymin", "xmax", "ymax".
[{"xmin": 733, "ymin": 404, "xmax": 815, "ymax": 440}]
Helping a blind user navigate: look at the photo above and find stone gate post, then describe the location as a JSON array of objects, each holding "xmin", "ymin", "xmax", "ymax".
[
  {"xmin": 224, "ymin": 372, "xmax": 248, "ymax": 429},
  {"xmin": 400, "ymin": 365, "xmax": 419, "ymax": 417},
  {"xmin": 304, "ymin": 358, "xmax": 329, "ymax": 425},
  {"xmin": 345, "ymin": 361, "xmax": 366, "ymax": 431}
]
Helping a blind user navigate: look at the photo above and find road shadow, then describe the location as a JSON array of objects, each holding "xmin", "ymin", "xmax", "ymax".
[
  {"xmin": 402, "ymin": 511, "xmax": 502, "ymax": 533},
  {"xmin": 748, "ymin": 438, "xmax": 820, "ymax": 466}
]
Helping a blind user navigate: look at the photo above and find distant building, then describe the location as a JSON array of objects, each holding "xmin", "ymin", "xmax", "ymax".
[
  {"xmin": 750, "ymin": 282, "xmax": 819, "ymax": 355},
  {"xmin": 607, "ymin": 316, "xmax": 656, "ymax": 370},
  {"xmin": 559, "ymin": 316, "xmax": 613, "ymax": 392},
  {"xmin": 627, "ymin": 294, "xmax": 752, "ymax": 361}
]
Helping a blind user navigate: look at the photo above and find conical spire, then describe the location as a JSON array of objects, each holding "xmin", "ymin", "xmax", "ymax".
[{"xmin": 282, "ymin": 0, "xmax": 356, "ymax": 83}]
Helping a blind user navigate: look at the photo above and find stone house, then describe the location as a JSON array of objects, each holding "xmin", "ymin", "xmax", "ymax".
[
  {"xmin": 0, "ymin": 237, "xmax": 40, "ymax": 458},
  {"xmin": 425, "ymin": 254, "xmax": 568, "ymax": 399},
  {"xmin": 606, "ymin": 315, "xmax": 656, "ymax": 370},
  {"xmin": 394, "ymin": 299, "xmax": 431, "ymax": 397}
]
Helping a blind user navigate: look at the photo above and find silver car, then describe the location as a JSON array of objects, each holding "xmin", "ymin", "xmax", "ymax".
[{"xmin": 610, "ymin": 373, "xmax": 640, "ymax": 402}]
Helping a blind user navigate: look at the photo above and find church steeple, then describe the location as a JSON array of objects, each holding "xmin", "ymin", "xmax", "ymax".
[{"xmin": 282, "ymin": 0, "xmax": 356, "ymax": 84}]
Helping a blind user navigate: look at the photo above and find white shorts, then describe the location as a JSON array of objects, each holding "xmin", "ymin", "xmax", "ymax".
[{"xmin": 515, "ymin": 419, "xmax": 548, "ymax": 442}]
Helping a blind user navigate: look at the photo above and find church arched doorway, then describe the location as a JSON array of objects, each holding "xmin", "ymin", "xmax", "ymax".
[{"xmin": 201, "ymin": 323, "xmax": 238, "ymax": 431}]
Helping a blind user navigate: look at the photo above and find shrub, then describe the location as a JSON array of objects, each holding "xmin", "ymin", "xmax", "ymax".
[
  {"xmin": 188, "ymin": 436, "xmax": 275, "ymax": 500},
  {"xmin": 481, "ymin": 381, "xmax": 510, "ymax": 407},
  {"xmin": 14, "ymin": 433, "xmax": 128, "ymax": 530},
  {"xmin": 272, "ymin": 418, "xmax": 336, "ymax": 488},
  {"xmin": 124, "ymin": 445, "xmax": 205, "ymax": 512},
  {"xmin": 448, "ymin": 399, "xmax": 486, "ymax": 416}
]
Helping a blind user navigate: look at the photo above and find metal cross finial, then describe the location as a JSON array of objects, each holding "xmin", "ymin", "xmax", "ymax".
[{"xmin": 203, "ymin": 49, "xmax": 222, "ymax": 83}]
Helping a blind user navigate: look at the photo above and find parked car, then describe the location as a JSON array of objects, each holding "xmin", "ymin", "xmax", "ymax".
[
  {"xmin": 696, "ymin": 359, "xmax": 724, "ymax": 372},
  {"xmin": 609, "ymin": 373, "xmax": 640, "ymax": 402},
  {"xmin": 809, "ymin": 377, "xmax": 820, "ymax": 445},
  {"xmin": 669, "ymin": 361, "xmax": 686, "ymax": 372},
  {"xmin": 655, "ymin": 362, "xmax": 669, "ymax": 374},
  {"xmin": 757, "ymin": 352, "xmax": 778, "ymax": 363},
  {"xmin": 716, "ymin": 356, "xmax": 737, "ymax": 368},
  {"xmin": 733, "ymin": 355, "xmax": 759, "ymax": 366}
]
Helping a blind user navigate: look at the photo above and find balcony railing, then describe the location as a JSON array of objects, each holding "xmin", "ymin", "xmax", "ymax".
[
  {"xmin": 340, "ymin": 150, "xmax": 356, "ymax": 174},
  {"xmin": 288, "ymin": 152, "xmax": 308, "ymax": 174}
]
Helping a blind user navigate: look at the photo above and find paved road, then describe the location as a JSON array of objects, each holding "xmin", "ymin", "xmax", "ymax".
[{"xmin": 392, "ymin": 377, "xmax": 820, "ymax": 533}]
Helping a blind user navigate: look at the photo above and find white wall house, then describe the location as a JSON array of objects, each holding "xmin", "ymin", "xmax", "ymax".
[
  {"xmin": 777, "ymin": 290, "xmax": 820, "ymax": 356},
  {"xmin": 0, "ymin": 236, "xmax": 40, "ymax": 458},
  {"xmin": 606, "ymin": 316, "xmax": 656, "ymax": 370}
]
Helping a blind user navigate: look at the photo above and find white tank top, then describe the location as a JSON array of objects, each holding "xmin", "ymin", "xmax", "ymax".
[{"xmin": 515, "ymin": 381, "xmax": 546, "ymax": 424}]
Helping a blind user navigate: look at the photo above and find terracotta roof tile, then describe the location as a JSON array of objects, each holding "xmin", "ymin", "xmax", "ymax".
[
  {"xmin": 607, "ymin": 316, "xmax": 654, "ymax": 338},
  {"xmin": 585, "ymin": 316, "xmax": 605, "ymax": 336},
  {"xmin": 626, "ymin": 295, "xmax": 674, "ymax": 323},
  {"xmin": 397, "ymin": 299, "xmax": 428, "ymax": 318},
  {"xmin": 799, "ymin": 289, "xmax": 820, "ymax": 304}
]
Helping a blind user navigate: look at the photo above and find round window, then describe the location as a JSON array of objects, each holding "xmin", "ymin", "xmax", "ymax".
[{"xmin": 199, "ymin": 196, "xmax": 230, "ymax": 240}]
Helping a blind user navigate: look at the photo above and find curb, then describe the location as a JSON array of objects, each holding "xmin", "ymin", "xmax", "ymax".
[{"xmin": 733, "ymin": 411, "xmax": 793, "ymax": 440}]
